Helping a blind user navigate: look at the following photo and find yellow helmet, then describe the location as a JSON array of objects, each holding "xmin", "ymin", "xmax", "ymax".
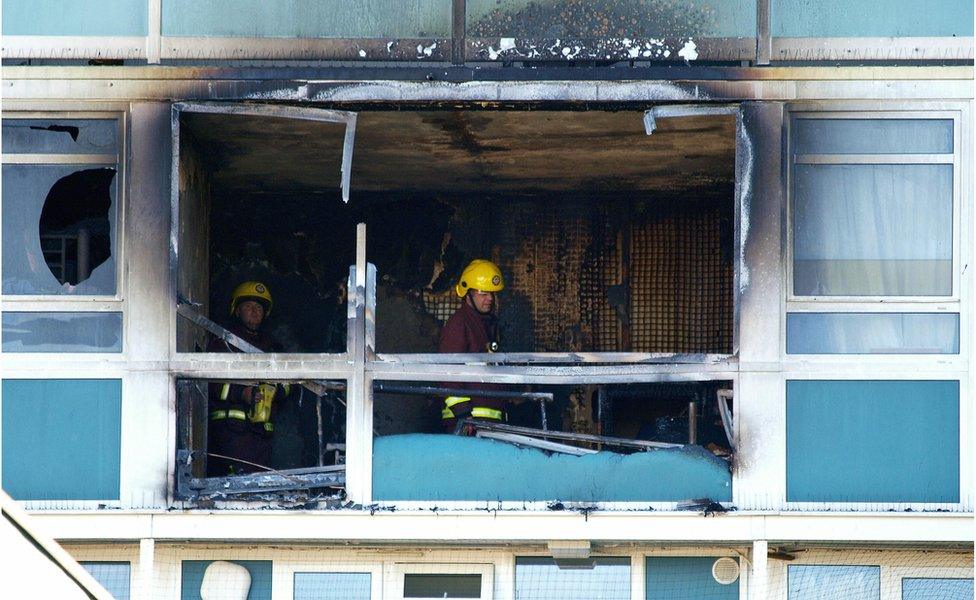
[
  {"xmin": 455, "ymin": 259, "xmax": 505, "ymax": 298},
  {"xmin": 230, "ymin": 281, "xmax": 273, "ymax": 316}
]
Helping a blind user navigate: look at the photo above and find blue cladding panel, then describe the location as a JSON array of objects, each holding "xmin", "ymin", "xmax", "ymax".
[
  {"xmin": 2, "ymin": 379, "xmax": 121, "ymax": 500},
  {"xmin": 788, "ymin": 566, "xmax": 879, "ymax": 600},
  {"xmin": 3, "ymin": 312, "xmax": 123, "ymax": 353},
  {"xmin": 81, "ymin": 562, "xmax": 131, "ymax": 600},
  {"xmin": 373, "ymin": 434, "xmax": 731, "ymax": 502},
  {"xmin": 294, "ymin": 573, "xmax": 371, "ymax": 600},
  {"xmin": 516, "ymin": 557, "xmax": 630, "ymax": 600},
  {"xmin": 162, "ymin": 0, "xmax": 451, "ymax": 37},
  {"xmin": 181, "ymin": 561, "xmax": 272, "ymax": 600},
  {"xmin": 786, "ymin": 313, "xmax": 959, "ymax": 354},
  {"xmin": 903, "ymin": 578, "xmax": 974, "ymax": 600},
  {"xmin": 772, "ymin": 0, "xmax": 973, "ymax": 37},
  {"xmin": 645, "ymin": 557, "xmax": 738, "ymax": 600},
  {"xmin": 1, "ymin": 1, "xmax": 147, "ymax": 36},
  {"xmin": 786, "ymin": 380, "xmax": 959, "ymax": 503}
]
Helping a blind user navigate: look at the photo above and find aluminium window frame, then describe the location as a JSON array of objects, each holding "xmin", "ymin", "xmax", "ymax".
[
  {"xmin": 281, "ymin": 562, "xmax": 383, "ymax": 600},
  {"xmin": 390, "ymin": 562, "xmax": 494, "ymax": 600},
  {"xmin": 0, "ymin": 108, "xmax": 131, "ymax": 364},
  {"xmin": 782, "ymin": 103, "xmax": 970, "ymax": 363},
  {"xmin": 0, "ymin": 107, "xmax": 130, "ymax": 310}
]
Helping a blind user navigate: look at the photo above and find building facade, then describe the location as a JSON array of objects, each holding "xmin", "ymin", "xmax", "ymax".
[{"xmin": 1, "ymin": 1, "xmax": 974, "ymax": 598}]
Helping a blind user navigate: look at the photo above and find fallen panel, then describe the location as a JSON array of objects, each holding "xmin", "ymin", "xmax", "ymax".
[{"xmin": 372, "ymin": 434, "xmax": 731, "ymax": 502}]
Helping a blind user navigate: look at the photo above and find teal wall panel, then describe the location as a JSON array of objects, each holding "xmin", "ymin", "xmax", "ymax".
[
  {"xmin": 162, "ymin": 0, "xmax": 451, "ymax": 38},
  {"xmin": 772, "ymin": 0, "xmax": 973, "ymax": 37},
  {"xmin": 786, "ymin": 380, "xmax": 959, "ymax": 503},
  {"xmin": 646, "ymin": 557, "xmax": 738, "ymax": 600},
  {"xmin": 373, "ymin": 434, "xmax": 731, "ymax": 502},
  {"xmin": 1, "ymin": 1, "xmax": 147, "ymax": 36},
  {"xmin": 2, "ymin": 379, "xmax": 121, "ymax": 501},
  {"xmin": 181, "ymin": 561, "xmax": 272, "ymax": 600}
]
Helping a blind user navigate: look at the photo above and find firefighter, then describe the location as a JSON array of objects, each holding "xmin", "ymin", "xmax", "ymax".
[
  {"xmin": 438, "ymin": 259, "xmax": 506, "ymax": 433},
  {"xmin": 206, "ymin": 281, "xmax": 289, "ymax": 476}
]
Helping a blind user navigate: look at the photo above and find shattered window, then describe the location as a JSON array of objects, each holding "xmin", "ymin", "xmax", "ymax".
[{"xmin": 1, "ymin": 117, "xmax": 119, "ymax": 296}]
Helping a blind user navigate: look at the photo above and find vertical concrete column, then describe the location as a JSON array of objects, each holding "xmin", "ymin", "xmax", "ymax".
[
  {"xmin": 734, "ymin": 102, "xmax": 787, "ymax": 512},
  {"xmin": 345, "ymin": 224, "xmax": 372, "ymax": 503},
  {"xmin": 127, "ymin": 103, "xmax": 175, "ymax": 510},
  {"xmin": 749, "ymin": 540, "xmax": 768, "ymax": 600},
  {"xmin": 136, "ymin": 538, "xmax": 155, "ymax": 600}
]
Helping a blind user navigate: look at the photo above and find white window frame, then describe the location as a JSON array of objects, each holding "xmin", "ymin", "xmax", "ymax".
[
  {"xmin": 279, "ymin": 562, "xmax": 383, "ymax": 600},
  {"xmin": 0, "ymin": 110, "xmax": 128, "ymax": 305},
  {"xmin": 782, "ymin": 106, "xmax": 968, "ymax": 361},
  {"xmin": 779, "ymin": 372, "xmax": 969, "ymax": 513},
  {"xmin": 0, "ymin": 109, "xmax": 129, "ymax": 358},
  {"xmin": 389, "ymin": 562, "xmax": 494, "ymax": 600}
]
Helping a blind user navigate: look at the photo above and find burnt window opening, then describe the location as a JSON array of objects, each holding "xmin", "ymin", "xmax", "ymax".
[
  {"xmin": 357, "ymin": 110, "xmax": 736, "ymax": 356},
  {"xmin": 176, "ymin": 108, "xmax": 735, "ymax": 356},
  {"xmin": 371, "ymin": 380, "xmax": 734, "ymax": 503},
  {"xmin": 175, "ymin": 108, "xmax": 356, "ymax": 353},
  {"xmin": 175, "ymin": 378, "xmax": 347, "ymax": 501},
  {"xmin": 38, "ymin": 168, "xmax": 115, "ymax": 286}
]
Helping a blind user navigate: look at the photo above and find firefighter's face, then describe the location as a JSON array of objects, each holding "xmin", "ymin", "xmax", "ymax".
[
  {"xmin": 236, "ymin": 300, "xmax": 266, "ymax": 330},
  {"xmin": 467, "ymin": 289, "xmax": 496, "ymax": 314}
]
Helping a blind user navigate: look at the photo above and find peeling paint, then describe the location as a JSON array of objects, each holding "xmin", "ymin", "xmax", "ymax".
[
  {"xmin": 736, "ymin": 113, "xmax": 753, "ymax": 292},
  {"xmin": 679, "ymin": 39, "xmax": 699, "ymax": 62}
]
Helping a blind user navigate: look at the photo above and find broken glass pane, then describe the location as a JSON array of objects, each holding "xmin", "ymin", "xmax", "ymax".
[
  {"xmin": 2, "ymin": 164, "xmax": 117, "ymax": 295},
  {"xmin": 2, "ymin": 312, "xmax": 123, "ymax": 352},
  {"xmin": 1, "ymin": 119, "xmax": 118, "ymax": 155}
]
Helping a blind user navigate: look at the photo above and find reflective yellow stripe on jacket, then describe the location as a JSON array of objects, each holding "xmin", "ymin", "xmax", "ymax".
[{"xmin": 441, "ymin": 394, "xmax": 504, "ymax": 421}]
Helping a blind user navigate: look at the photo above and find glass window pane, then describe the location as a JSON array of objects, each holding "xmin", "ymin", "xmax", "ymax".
[
  {"xmin": 403, "ymin": 574, "xmax": 481, "ymax": 598},
  {"xmin": 793, "ymin": 164, "xmax": 952, "ymax": 296},
  {"xmin": 2, "ymin": 119, "xmax": 119, "ymax": 154},
  {"xmin": 515, "ymin": 557, "xmax": 630, "ymax": 600},
  {"xmin": 2, "ymin": 312, "xmax": 123, "ymax": 352},
  {"xmin": 786, "ymin": 313, "xmax": 959, "ymax": 354},
  {"xmin": 786, "ymin": 380, "xmax": 959, "ymax": 503},
  {"xmin": 793, "ymin": 119, "xmax": 953, "ymax": 155},
  {"xmin": 2, "ymin": 164, "xmax": 118, "ymax": 296},
  {"xmin": 467, "ymin": 0, "xmax": 757, "ymax": 38},
  {"xmin": 645, "ymin": 557, "xmax": 738, "ymax": 600},
  {"xmin": 181, "ymin": 560, "xmax": 272, "ymax": 600},
  {"xmin": 1, "ymin": 0, "xmax": 147, "ymax": 36},
  {"xmin": 294, "ymin": 573, "xmax": 371, "ymax": 600},
  {"xmin": 81, "ymin": 562, "xmax": 131, "ymax": 600},
  {"xmin": 772, "ymin": 0, "xmax": 973, "ymax": 37},
  {"xmin": 903, "ymin": 578, "xmax": 974, "ymax": 600},
  {"xmin": 1, "ymin": 379, "xmax": 121, "ymax": 500},
  {"xmin": 162, "ymin": 0, "xmax": 451, "ymax": 37},
  {"xmin": 788, "ymin": 565, "xmax": 880, "ymax": 600}
]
